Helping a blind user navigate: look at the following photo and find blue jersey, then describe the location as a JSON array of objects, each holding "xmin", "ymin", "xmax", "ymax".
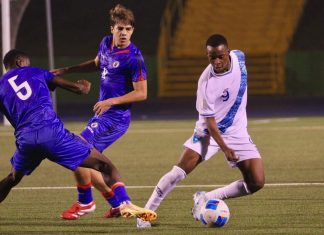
[
  {"xmin": 79, "ymin": 36, "xmax": 146, "ymax": 152},
  {"xmin": 97, "ymin": 35, "xmax": 147, "ymax": 117},
  {"xmin": 0, "ymin": 67, "xmax": 57, "ymax": 136},
  {"xmin": 0, "ymin": 66, "xmax": 92, "ymax": 175}
]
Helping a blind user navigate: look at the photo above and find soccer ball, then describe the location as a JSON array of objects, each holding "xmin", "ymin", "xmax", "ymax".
[{"xmin": 199, "ymin": 199, "xmax": 230, "ymax": 227}]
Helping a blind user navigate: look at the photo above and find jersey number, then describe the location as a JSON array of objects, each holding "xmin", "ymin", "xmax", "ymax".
[{"xmin": 8, "ymin": 75, "xmax": 32, "ymax": 100}]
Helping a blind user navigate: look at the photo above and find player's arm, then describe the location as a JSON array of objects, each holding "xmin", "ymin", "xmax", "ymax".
[
  {"xmin": 51, "ymin": 56, "xmax": 100, "ymax": 76},
  {"xmin": 49, "ymin": 77, "xmax": 91, "ymax": 95},
  {"xmin": 205, "ymin": 117, "xmax": 238, "ymax": 162},
  {"xmin": 93, "ymin": 80, "xmax": 147, "ymax": 116}
]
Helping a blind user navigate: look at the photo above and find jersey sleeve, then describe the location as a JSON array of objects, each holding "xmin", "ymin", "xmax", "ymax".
[
  {"xmin": 97, "ymin": 36, "xmax": 109, "ymax": 59},
  {"xmin": 43, "ymin": 70, "xmax": 55, "ymax": 82},
  {"xmin": 33, "ymin": 67, "xmax": 54, "ymax": 82},
  {"xmin": 196, "ymin": 68, "xmax": 216, "ymax": 117},
  {"xmin": 129, "ymin": 54, "xmax": 147, "ymax": 82}
]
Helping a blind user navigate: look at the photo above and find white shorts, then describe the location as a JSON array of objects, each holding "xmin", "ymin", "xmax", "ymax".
[{"xmin": 183, "ymin": 134, "xmax": 261, "ymax": 168}]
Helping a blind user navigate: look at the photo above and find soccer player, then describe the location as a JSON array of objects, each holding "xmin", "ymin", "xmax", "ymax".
[
  {"xmin": 137, "ymin": 34, "xmax": 265, "ymax": 227},
  {"xmin": 0, "ymin": 49, "xmax": 156, "ymax": 222},
  {"xmin": 51, "ymin": 4, "xmax": 148, "ymax": 220}
]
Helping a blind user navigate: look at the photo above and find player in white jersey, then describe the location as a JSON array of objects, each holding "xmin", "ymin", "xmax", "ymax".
[{"xmin": 137, "ymin": 34, "xmax": 265, "ymax": 227}]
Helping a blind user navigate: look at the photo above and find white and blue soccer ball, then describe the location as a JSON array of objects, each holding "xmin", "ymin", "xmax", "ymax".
[{"xmin": 199, "ymin": 199, "xmax": 230, "ymax": 227}]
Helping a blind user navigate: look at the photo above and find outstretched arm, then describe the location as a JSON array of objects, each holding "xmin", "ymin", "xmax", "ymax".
[
  {"xmin": 93, "ymin": 80, "xmax": 147, "ymax": 116},
  {"xmin": 206, "ymin": 117, "xmax": 238, "ymax": 162},
  {"xmin": 50, "ymin": 77, "xmax": 91, "ymax": 95},
  {"xmin": 51, "ymin": 56, "xmax": 100, "ymax": 76}
]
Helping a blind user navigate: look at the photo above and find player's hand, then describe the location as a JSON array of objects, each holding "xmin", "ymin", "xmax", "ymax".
[
  {"xmin": 93, "ymin": 99, "xmax": 113, "ymax": 116},
  {"xmin": 51, "ymin": 67, "xmax": 67, "ymax": 76},
  {"xmin": 223, "ymin": 147, "xmax": 238, "ymax": 162},
  {"xmin": 77, "ymin": 80, "xmax": 91, "ymax": 94}
]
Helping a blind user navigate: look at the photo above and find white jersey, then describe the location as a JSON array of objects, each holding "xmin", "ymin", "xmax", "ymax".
[{"xmin": 195, "ymin": 50, "xmax": 248, "ymax": 137}]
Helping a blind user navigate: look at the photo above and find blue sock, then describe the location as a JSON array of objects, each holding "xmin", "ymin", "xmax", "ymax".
[
  {"xmin": 112, "ymin": 182, "xmax": 131, "ymax": 203},
  {"xmin": 102, "ymin": 191, "xmax": 120, "ymax": 208},
  {"xmin": 77, "ymin": 183, "xmax": 93, "ymax": 204}
]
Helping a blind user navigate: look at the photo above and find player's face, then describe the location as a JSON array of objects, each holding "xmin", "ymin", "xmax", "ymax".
[
  {"xmin": 111, "ymin": 22, "xmax": 134, "ymax": 49},
  {"xmin": 206, "ymin": 44, "xmax": 230, "ymax": 74},
  {"xmin": 17, "ymin": 57, "xmax": 31, "ymax": 67}
]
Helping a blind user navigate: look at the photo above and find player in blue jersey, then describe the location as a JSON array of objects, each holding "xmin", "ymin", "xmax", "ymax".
[
  {"xmin": 51, "ymin": 4, "xmax": 148, "ymax": 220},
  {"xmin": 137, "ymin": 34, "xmax": 265, "ymax": 227},
  {"xmin": 0, "ymin": 49, "xmax": 156, "ymax": 222}
]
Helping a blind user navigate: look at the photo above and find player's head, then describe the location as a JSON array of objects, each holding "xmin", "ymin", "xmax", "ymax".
[
  {"xmin": 206, "ymin": 34, "xmax": 231, "ymax": 74},
  {"xmin": 109, "ymin": 4, "xmax": 135, "ymax": 49},
  {"xmin": 3, "ymin": 49, "xmax": 31, "ymax": 71}
]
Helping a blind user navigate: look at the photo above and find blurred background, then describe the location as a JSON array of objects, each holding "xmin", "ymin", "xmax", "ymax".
[{"xmin": 1, "ymin": 0, "xmax": 324, "ymax": 121}]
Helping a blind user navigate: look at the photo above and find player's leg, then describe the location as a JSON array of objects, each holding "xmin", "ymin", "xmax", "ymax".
[
  {"xmin": 203, "ymin": 136, "xmax": 264, "ymax": 200},
  {"xmin": 0, "ymin": 139, "xmax": 44, "ymax": 203},
  {"xmin": 204, "ymin": 158, "xmax": 264, "ymax": 200},
  {"xmin": 136, "ymin": 148, "xmax": 202, "ymax": 227},
  {"xmin": 138, "ymin": 133, "xmax": 215, "ymax": 227},
  {"xmin": 80, "ymin": 148, "xmax": 157, "ymax": 221},
  {"xmin": 0, "ymin": 168, "xmax": 24, "ymax": 202},
  {"xmin": 89, "ymin": 169, "xmax": 121, "ymax": 218},
  {"xmin": 61, "ymin": 167, "xmax": 97, "ymax": 220},
  {"xmin": 78, "ymin": 117, "xmax": 129, "ymax": 218},
  {"xmin": 144, "ymin": 148, "xmax": 202, "ymax": 211},
  {"xmin": 237, "ymin": 158, "xmax": 265, "ymax": 193}
]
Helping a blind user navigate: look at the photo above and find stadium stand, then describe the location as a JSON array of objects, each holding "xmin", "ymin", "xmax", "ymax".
[{"xmin": 158, "ymin": 0, "xmax": 306, "ymax": 97}]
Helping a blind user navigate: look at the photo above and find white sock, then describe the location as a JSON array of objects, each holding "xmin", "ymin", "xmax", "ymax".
[
  {"xmin": 145, "ymin": 166, "xmax": 186, "ymax": 211},
  {"xmin": 205, "ymin": 179, "xmax": 250, "ymax": 200}
]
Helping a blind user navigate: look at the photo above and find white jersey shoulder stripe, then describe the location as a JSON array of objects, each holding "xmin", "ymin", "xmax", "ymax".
[{"xmin": 217, "ymin": 50, "xmax": 247, "ymax": 133}]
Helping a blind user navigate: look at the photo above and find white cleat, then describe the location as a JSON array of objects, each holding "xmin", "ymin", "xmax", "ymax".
[
  {"xmin": 192, "ymin": 191, "xmax": 206, "ymax": 221},
  {"xmin": 137, "ymin": 218, "xmax": 152, "ymax": 228}
]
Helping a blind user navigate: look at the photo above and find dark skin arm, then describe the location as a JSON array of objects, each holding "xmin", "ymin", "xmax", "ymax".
[
  {"xmin": 206, "ymin": 117, "xmax": 238, "ymax": 162},
  {"xmin": 49, "ymin": 77, "xmax": 91, "ymax": 95},
  {"xmin": 51, "ymin": 56, "xmax": 100, "ymax": 76}
]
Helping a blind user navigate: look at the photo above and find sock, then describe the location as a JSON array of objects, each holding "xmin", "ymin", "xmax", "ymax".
[
  {"xmin": 102, "ymin": 191, "xmax": 120, "ymax": 208},
  {"xmin": 145, "ymin": 165, "xmax": 186, "ymax": 211},
  {"xmin": 205, "ymin": 179, "xmax": 251, "ymax": 200},
  {"xmin": 77, "ymin": 182, "xmax": 93, "ymax": 204},
  {"xmin": 111, "ymin": 182, "xmax": 131, "ymax": 204}
]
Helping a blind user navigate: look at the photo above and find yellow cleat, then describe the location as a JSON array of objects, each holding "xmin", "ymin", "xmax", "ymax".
[{"xmin": 120, "ymin": 202, "xmax": 157, "ymax": 221}]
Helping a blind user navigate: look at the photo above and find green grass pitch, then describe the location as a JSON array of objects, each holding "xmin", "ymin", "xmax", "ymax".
[{"xmin": 0, "ymin": 117, "xmax": 324, "ymax": 234}]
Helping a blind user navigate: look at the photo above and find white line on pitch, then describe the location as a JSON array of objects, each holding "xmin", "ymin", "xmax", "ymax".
[
  {"xmin": 2, "ymin": 124, "xmax": 324, "ymax": 137},
  {"xmin": 11, "ymin": 182, "xmax": 324, "ymax": 190}
]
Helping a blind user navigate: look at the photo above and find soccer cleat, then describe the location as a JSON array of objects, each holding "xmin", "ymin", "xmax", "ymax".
[
  {"xmin": 119, "ymin": 202, "xmax": 157, "ymax": 222},
  {"xmin": 103, "ymin": 207, "xmax": 121, "ymax": 218},
  {"xmin": 192, "ymin": 191, "xmax": 207, "ymax": 221},
  {"xmin": 137, "ymin": 218, "xmax": 152, "ymax": 228},
  {"xmin": 60, "ymin": 201, "xmax": 96, "ymax": 220}
]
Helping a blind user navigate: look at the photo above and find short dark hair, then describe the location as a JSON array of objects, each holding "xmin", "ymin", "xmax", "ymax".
[
  {"xmin": 3, "ymin": 49, "xmax": 29, "ymax": 70},
  {"xmin": 206, "ymin": 34, "xmax": 228, "ymax": 47}
]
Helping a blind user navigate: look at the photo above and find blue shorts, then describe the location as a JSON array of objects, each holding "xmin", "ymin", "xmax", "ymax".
[
  {"xmin": 80, "ymin": 114, "xmax": 130, "ymax": 153},
  {"xmin": 11, "ymin": 122, "xmax": 92, "ymax": 175}
]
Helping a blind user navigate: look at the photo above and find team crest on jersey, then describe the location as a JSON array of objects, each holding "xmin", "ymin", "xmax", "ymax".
[
  {"xmin": 90, "ymin": 122, "xmax": 98, "ymax": 128},
  {"xmin": 222, "ymin": 89, "xmax": 230, "ymax": 102},
  {"xmin": 112, "ymin": 61, "xmax": 120, "ymax": 68}
]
